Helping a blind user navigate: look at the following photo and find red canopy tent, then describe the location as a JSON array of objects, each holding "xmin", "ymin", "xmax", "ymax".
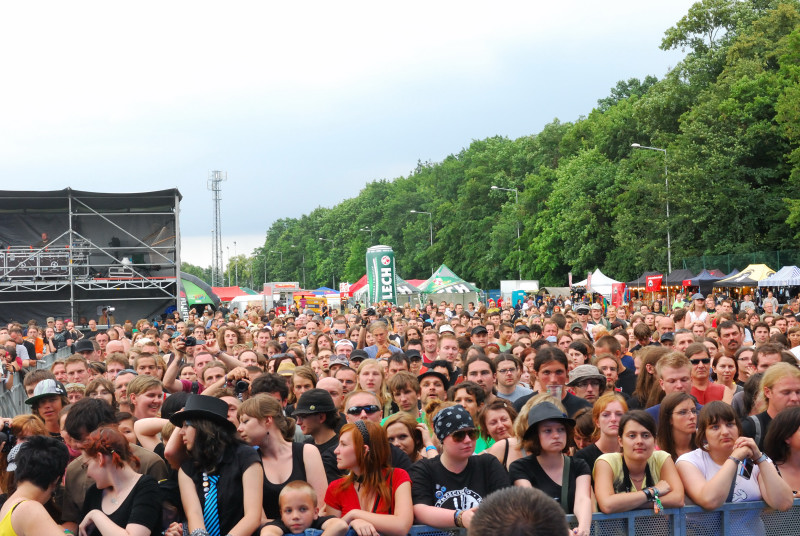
[
  {"xmin": 345, "ymin": 275, "xmax": 368, "ymax": 298},
  {"xmin": 212, "ymin": 286, "xmax": 251, "ymax": 302}
]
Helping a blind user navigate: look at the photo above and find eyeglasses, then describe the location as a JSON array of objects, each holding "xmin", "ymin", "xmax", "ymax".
[
  {"xmin": 690, "ymin": 358, "xmax": 711, "ymax": 365},
  {"xmin": 497, "ymin": 368, "xmax": 517, "ymax": 375},
  {"xmin": 450, "ymin": 429, "xmax": 479, "ymax": 442},
  {"xmin": 673, "ymin": 408, "xmax": 698, "ymax": 417},
  {"xmin": 575, "ymin": 379, "xmax": 602, "ymax": 389},
  {"xmin": 346, "ymin": 405, "xmax": 381, "ymax": 416}
]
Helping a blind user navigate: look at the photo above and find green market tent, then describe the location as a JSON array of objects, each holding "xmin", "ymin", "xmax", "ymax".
[{"xmin": 418, "ymin": 264, "xmax": 481, "ymax": 294}]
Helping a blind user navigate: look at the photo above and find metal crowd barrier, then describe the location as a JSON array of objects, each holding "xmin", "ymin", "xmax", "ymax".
[
  {"xmin": 0, "ymin": 346, "xmax": 71, "ymax": 418},
  {"xmin": 566, "ymin": 499, "xmax": 800, "ymax": 536}
]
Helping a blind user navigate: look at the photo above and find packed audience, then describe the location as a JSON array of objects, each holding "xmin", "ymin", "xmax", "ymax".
[{"xmin": 0, "ymin": 291, "xmax": 798, "ymax": 535}]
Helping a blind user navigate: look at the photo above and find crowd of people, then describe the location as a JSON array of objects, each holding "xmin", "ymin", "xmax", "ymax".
[{"xmin": 0, "ymin": 291, "xmax": 799, "ymax": 536}]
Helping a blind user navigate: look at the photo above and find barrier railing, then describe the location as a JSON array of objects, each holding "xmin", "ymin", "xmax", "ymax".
[
  {"xmin": 352, "ymin": 502, "xmax": 800, "ymax": 536},
  {"xmin": 0, "ymin": 346, "xmax": 71, "ymax": 418},
  {"xmin": 565, "ymin": 499, "xmax": 800, "ymax": 536}
]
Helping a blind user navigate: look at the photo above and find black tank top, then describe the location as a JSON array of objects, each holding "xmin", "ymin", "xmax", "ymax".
[{"xmin": 262, "ymin": 442, "xmax": 307, "ymax": 519}]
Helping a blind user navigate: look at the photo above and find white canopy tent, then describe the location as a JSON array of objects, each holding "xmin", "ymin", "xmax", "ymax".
[
  {"xmin": 758, "ymin": 265, "xmax": 800, "ymax": 287},
  {"xmin": 575, "ymin": 268, "xmax": 622, "ymax": 300}
]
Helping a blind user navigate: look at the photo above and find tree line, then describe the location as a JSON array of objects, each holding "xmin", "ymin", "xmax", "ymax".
[{"xmin": 186, "ymin": 0, "xmax": 800, "ymax": 290}]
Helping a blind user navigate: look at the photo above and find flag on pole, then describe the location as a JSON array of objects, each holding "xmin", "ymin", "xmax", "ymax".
[{"xmin": 646, "ymin": 275, "xmax": 663, "ymax": 292}]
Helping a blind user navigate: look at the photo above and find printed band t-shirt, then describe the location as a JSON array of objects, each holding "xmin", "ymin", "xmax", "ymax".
[{"xmin": 410, "ymin": 454, "xmax": 510, "ymax": 510}]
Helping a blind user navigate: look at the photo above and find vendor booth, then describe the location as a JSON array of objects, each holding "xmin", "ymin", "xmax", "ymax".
[{"xmin": 417, "ymin": 264, "xmax": 481, "ymax": 306}]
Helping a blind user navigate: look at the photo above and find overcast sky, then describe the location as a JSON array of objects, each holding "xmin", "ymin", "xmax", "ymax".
[{"xmin": 0, "ymin": 1, "xmax": 696, "ymax": 268}]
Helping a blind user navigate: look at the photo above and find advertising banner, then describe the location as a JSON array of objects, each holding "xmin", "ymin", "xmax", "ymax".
[{"xmin": 366, "ymin": 245, "xmax": 397, "ymax": 304}]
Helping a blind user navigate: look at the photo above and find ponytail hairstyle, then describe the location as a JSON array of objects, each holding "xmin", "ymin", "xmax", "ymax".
[
  {"xmin": 334, "ymin": 421, "xmax": 392, "ymax": 512},
  {"xmin": 238, "ymin": 393, "xmax": 296, "ymax": 441},
  {"xmin": 83, "ymin": 426, "xmax": 140, "ymax": 470}
]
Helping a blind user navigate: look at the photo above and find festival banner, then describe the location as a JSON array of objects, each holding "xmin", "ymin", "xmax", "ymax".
[
  {"xmin": 646, "ymin": 275, "xmax": 663, "ymax": 292},
  {"xmin": 611, "ymin": 283, "xmax": 626, "ymax": 307}
]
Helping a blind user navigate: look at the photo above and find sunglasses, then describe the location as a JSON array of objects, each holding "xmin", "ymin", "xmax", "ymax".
[
  {"xmin": 346, "ymin": 405, "xmax": 381, "ymax": 416},
  {"xmin": 450, "ymin": 429, "xmax": 479, "ymax": 442},
  {"xmin": 690, "ymin": 358, "xmax": 711, "ymax": 365}
]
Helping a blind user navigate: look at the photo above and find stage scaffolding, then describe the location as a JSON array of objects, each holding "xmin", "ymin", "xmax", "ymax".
[{"xmin": 0, "ymin": 188, "xmax": 182, "ymax": 324}]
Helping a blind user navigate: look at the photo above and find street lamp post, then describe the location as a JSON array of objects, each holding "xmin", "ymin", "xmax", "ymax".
[
  {"xmin": 225, "ymin": 246, "xmax": 230, "ymax": 286},
  {"xmin": 252, "ymin": 255, "xmax": 267, "ymax": 289},
  {"xmin": 409, "ymin": 210, "xmax": 432, "ymax": 246},
  {"xmin": 359, "ymin": 227, "xmax": 374, "ymax": 244},
  {"xmin": 318, "ymin": 238, "xmax": 335, "ymax": 290},
  {"xmin": 290, "ymin": 245, "xmax": 306, "ymax": 289},
  {"xmin": 631, "ymin": 143, "xmax": 671, "ymax": 274},
  {"xmin": 490, "ymin": 186, "xmax": 522, "ymax": 280},
  {"xmin": 269, "ymin": 250, "xmax": 283, "ymax": 280},
  {"xmin": 233, "ymin": 241, "xmax": 239, "ymax": 287}
]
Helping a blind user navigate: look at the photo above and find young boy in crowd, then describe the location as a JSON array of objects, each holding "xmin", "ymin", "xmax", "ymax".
[{"xmin": 261, "ymin": 480, "xmax": 348, "ymax": 536}]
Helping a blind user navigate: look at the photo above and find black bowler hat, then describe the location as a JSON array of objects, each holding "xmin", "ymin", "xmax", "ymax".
[
  {"xmin": 169, "ymin": 394, "xmax": 236, "ymax": 433},
  {"xmin": 293, "ymin": 389, "xmax": 337, "ymax": 415}
]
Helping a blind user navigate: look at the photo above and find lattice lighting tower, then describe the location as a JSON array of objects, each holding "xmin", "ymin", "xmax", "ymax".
[{"xmin": 207, "ymin": 171, "xmax": 227, "ymax": 286}]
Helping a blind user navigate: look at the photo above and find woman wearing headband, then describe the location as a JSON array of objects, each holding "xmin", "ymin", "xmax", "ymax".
[
  {"xmin": 324, "ymin": 420, "xmax": 413, "ymax": 536},
  {"xmin": 410, "ymin": 403, "xmax": 511, "ymax": 530}
]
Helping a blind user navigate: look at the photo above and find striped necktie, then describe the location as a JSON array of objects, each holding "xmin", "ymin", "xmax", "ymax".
[{"xmin": 203, "ymin": 473, "xmax": 220, "ymax": 536}]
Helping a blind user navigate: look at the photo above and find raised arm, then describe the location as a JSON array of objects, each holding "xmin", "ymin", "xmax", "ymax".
[
  {"xmin": 162, "ymin": 350, "xmax": 186, "ymax": 394},
  {"xmin": 133, "ymin": 417, "xmax": 168, "ymax": 451}
]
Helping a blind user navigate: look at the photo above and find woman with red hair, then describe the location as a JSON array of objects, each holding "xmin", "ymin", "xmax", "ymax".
[
  {"xmin": 324, "ymin": 420, "xmax": 413, "ymax": 536},
  {"xmin": 79, "ymin": 426, "xmax": 162, "ymax": 535}
]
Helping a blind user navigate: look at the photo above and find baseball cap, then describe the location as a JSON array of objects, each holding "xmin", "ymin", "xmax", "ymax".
[
  {"xmin": 74, "ymin": 339, "xmax": 95, "ymax": 353},
  {"xmin": 329, "ymin": 354, "xmax": 349, "ymax": 368},
  {"xmin": 334, "ymin": 339, "xmax": 354, "ymax": 350},
  {"xmin": 405, "ymin": 349, "xmax": 422, "ymax": 362},
  {"xmin": 439, "ymin": 325, "xmax": 455, "ymax": 334},
  {"xmin": 591, "ymin": 303, "xmax": 603, "ymax": 310},
  {"xmin": 25, "ymin": 379, "xmax": 67, "ymax": 405},
  {"xmin": 471, "ymin": 326, "xmax": 488, "ymax": 335}
]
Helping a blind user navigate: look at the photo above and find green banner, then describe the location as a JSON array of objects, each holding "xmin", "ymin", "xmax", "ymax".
[{"xmin": 366, "ymin": 245, "xmax": 397, "ymax": 304}]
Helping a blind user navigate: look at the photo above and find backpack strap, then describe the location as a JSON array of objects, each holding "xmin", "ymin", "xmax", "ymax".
[
  {"xmin": 560, "ymin": 455, "xmax": 572, "ymax": 513},
  {"xmin": 749, "ymin": 415, "xmax": 761, "ymax": 447}
]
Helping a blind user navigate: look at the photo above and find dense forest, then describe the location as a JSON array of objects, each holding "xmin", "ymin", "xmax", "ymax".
[{"xmin": 184, "ymin": 0, "xmax": 800, "ymax": 289}]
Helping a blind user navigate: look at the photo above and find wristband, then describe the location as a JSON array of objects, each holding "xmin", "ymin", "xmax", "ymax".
[
  {"xmin": 728, "ymin": 456, "xmax": 741, "ymax": 465},
  {"xmin": 753, "ymin": 453, "xmax": 770, "ymax": 465},
  {"xmin": 454, "ymin": 509, "xmax": 463, "ymax": 527},
  {"xmin": 652, "ymin": 487, "xmax": 664, "ymax": 515},
  {"xmin": 425, "ymin": 445, "xmax": 437, "ymax": 452},
  {"xmin": 643, "ymin": 487, "xmax": 653, "ymax": 501}
]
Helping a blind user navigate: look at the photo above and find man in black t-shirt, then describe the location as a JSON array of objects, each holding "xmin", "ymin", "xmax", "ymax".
[{"xmin": 512, "ymin": 347, "xmax": 592, "ymax": 417}]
